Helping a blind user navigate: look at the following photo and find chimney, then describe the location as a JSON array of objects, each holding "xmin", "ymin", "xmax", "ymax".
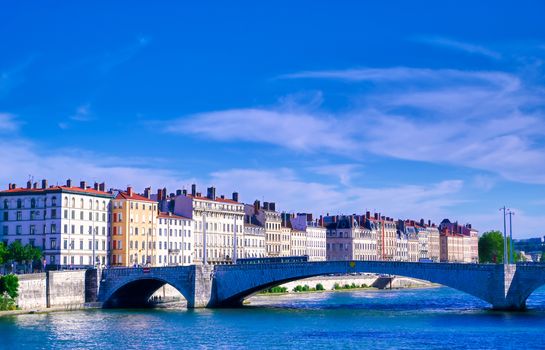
[
  {"xmin": 93, "ymin": 182, "xmax": 99, "ymax": 190},
  {"xmin": 162, "ymin": 188, "xmax": 167, "ymax": 199},
  {"xmin": 66, "ymin": 179, "xmax": 72, "ymax": 187},
  {"xmin": 263, "ymin": 202, "xmax": 269, "ymax": 210},
  {"xmin": 428, "ymin": 219, "xmax": 431, "ymax": 226},
  {"xmin": 144, "ymin": 187, "xmax": 151, "ymax": 199},
  {"xmin": 307, "ymin": 213, "xmax": 313, "ymax": 222},
  {"xmin": 99, "ymin": 182, "xmax": 105, "ymax": 191},
  {"xmin": 374, "ymin": 213, "xmax": 378, "ymax": 220},
  {"xmin": 220, "ymin": 195, "xmax": 225, "ymax": 199},
  {"xmin": 366, "ymin": 211, "xmax": 370, "ymax": 219},
  {"xmin": 169, "ymin": 193, "xmax": 175, "ymax": 198},
  {"xmin": 26, "ymin": 180, "xmax": 32, "ymax": 189},
  {"xmin": 191, "ymin": 184, "xmax": 196, "ymax": 196},
  {"xmin": 182, "ymin": 189, "xmax": 187, "ymax": 196},
  {"xmin": 127, "ymin": 186, "xmax": 133, "ymax": 196},
  {"xmin": 80, "ymin": 181, "xmax": 86, "ymax": 189},
  {"xmin": 232, "ymin": 192, "xmax": 239, "ymax": 202},
  {"xmin": 196, "ymin": 192, "xmax": 201, "ymax": 197},
  {"xmin": 319, "ymin": 215, "xmax": 324, "ymax": 227},
  {"xmin": 176, "ymin": 189, "xmax": 182, "ymax": 196},
  {"xmin": 157, "ymin": 189, "xmax": 162, "ymax": 201},
  {"xmin": 11, "ymin": 183, "xmax": 16, "ymax": 190},
  {"xmin": 270, "ymin": 202, "xmax": 276, "ymax": 212},
  {"xmin": 8, "ymin": 183, "xmax": 11, "ymax": 190},
  {"xmin": 207, "ymin": 187, "xmax": 216, "ymax": 200},
  {"xmin": 254, "ymin": 200, "xmax": 261, "ymax": 212},
  {"xmin": 32, "ymin": 182, "xmax": 37, "ymax": 189}
]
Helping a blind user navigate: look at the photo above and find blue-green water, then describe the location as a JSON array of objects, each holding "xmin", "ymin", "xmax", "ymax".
[{"xmin": 2, "ymin": 287, "xmax": 545, "ymax": 349}]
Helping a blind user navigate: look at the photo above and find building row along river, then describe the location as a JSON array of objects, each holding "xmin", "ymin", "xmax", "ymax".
[{"xmin": 0, "ymin": 179, "xmax": 479, "ymax": 268}]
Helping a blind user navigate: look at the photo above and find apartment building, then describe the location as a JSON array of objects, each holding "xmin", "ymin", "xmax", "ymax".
[
  {"xmin": 110, "ymin": 187, "xmax": 158, "ymax": 267},
  {"xmin": 0, "ymin": 179, "xmax": 112, "ymax": 267},
  {"xmin": 173, "ymin": 185, "xmax": 244, "ymax": 264},
  {"xmin": 156, "ymin": 212, "xmax": 194, "ymax": 266}
]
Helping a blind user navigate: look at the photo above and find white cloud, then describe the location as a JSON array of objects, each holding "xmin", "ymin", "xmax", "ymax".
[
  {"xmin": 166, "ymin": 108, "xmax": 361, "ymax": 153},
  {"xmin": 0, "ymin": 113, "xmax": 19, "ymax": 132},
  {"xmin": 70, "ymin": 104, "xmax": 92, "ymax": 122},
  {"xmin": 412, "ymin": 36, "xmax": 502, "ymax": 59},
  {"xmin": 0, "ymin": 139, "xmax": 193, "ymax": 192},
  {"xmin": 184, "ymin": 66, "xmax": 545, "ymax": 184},
  {"xmin": 209, "ymin": 168, "xmax": 464, "ymax": 221}
]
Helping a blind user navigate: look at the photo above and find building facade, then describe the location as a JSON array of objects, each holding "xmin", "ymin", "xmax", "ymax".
[
  {"xmin": 110, "ymin": 187, "xmax": 158, "ymax": 267},
  {"xmin": 0, "ymin": 179, "xmax": 112, "ymax": 268},
  {"xmin": 173, "ymin": 185, "xmax": 244, "ymax": 264},
  {"xmin": 156, "ymin": 212, "xmax": 194, "ymax": 266}
]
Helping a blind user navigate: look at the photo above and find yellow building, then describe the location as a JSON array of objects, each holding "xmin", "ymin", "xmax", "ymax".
[{"xmin": 110, "ymin": 187, "xmax": 158, "ymax": 267}]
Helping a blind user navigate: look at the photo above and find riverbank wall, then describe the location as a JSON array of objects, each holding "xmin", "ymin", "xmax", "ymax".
[{"xmin": 13, "ymin": 270, "xmax": 99, "ymax": 311}]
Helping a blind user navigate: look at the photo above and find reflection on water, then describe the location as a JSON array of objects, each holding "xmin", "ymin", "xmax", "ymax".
[{"xmin": 2, "ymin": 286, "xmax": 545, "ymax": 349}]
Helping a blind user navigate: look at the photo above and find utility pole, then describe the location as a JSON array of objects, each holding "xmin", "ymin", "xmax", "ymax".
[
  {"xmin": 508, "ymin": 210, "xmax": 515, "ymax": 264},
  {"xmin": 500, "ymin": 206, "xmax": 508, "ymax": 265}
]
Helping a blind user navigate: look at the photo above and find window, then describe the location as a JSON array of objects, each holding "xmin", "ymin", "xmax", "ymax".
[
  {"xmin": 50, "ymin": 238, "xmax": 57, "ymax": 249},
  {"xmin": 80, "ymin": 211, "xmax": 83, "ymax": 220},
  {"xmin": 2, "ymin": 212, "xmax": 7, "ymax": 221},
  {"xmin": 51, "ymin": 197, "xmax": 57, "ymax": 207},
  {"xmin": 51, "ymin": 224, "xmax": 57, "ymax": 234},
  {"xmin": 51, "ymin": 209, "xmax": 57, "ymax": 219},
  {"xmin": 17, "ymin": 199, "xmax": 22, "ymax": 209},
  {"xmin": 3, "ymin": 199, "xmax": 7, "ymax": 209},
  {"xmin": 30, "ymin": 225, "xmax": 35, "ymax": 235},
  {"xmin": 2, "ymin": 226, "xmax": 7, "ymax": 235},
  {"xmin": 64, "ymin": 240, "xmax": 67, "ymax": 249},
  {"xmin": 31, "ymin": 198, "xmax": 36, "ymax": 208},
  {"xmin": 16, "ymin": 211, "xmax": 22, "ymax": 220},
  {"xmin": 16, "ymin": 225, "xmax": 22, "ymax": 235}
]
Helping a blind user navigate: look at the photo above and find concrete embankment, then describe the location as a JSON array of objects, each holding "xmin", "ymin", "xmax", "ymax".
[{"xmin": 1, "ymin": 270, "xmax": 100, "ymax": 317}]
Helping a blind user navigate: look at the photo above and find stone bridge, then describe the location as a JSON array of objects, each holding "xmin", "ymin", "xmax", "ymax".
[{"xmin": 97, "ymin": 261, "xmax": 545, "ymax": 310}]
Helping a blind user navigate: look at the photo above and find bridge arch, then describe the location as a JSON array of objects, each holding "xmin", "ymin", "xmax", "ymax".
[
  {"xmin": 211, "ymin": 261, "xmax": 501, "ymax": 308},
  {"xmin": 98, "ymin": 266, "xmax": 201, "ymax": 308},
  {"xmin": 102, "ymin": 276, "xmax": 187, "ymax": 308}
]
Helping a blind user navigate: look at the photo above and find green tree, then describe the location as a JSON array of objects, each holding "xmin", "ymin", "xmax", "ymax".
[
  {"xmin": 479, "ymin": 230, "xmax": 519, "ymax": 264},
  {"xmin": 7, "ymin": 241, "xmax": 26, "ymax": 263},
  {"xmin": 0, "ymin": 274, "xmax": 19, "ymax": 299},
  {"xmin": 23, "ymin": 244, "xmax": 42, "ymax": 263},
  {"xmin": 0, "ymin": 242, "xmax": 8, "ymax": 264}
]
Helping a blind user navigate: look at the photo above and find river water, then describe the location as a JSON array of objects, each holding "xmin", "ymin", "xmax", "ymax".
[{"xmin": 2, "ymin": 287, "xmax": 545, "ymax": 349}]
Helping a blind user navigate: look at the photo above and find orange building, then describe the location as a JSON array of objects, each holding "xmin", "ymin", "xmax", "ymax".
[{"xmin": 110, "ymin": 187, "xmax": 158, "ymax": 266}]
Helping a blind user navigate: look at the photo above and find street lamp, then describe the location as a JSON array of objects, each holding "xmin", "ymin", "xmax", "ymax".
[
  {"xmin": 507, "ymin": 210, "xmax": 515, "ymax": 264},
  {"xmin": 500, "ymin": 206, "xmax": 508, "ymax": 265}
]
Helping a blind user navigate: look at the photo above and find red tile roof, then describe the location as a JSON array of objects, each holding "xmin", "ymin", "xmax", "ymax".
[
  {"xmin": 115, "ymin": 191, "xmax": 157, "ymax": 203},
  {"xmin": 0, "ymin": 185, "xmax": 112, "ymax": 197}
]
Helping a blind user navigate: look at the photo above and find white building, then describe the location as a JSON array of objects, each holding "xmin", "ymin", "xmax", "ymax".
[
  {"xmin": 290, "ymin": 213, "xmax": 327, "ymax": 261},
  {"xmin": 172, "ymin": 185, "xmax": 244, "ymax": 264},
  {"xmin": 156, "ymin": 212, "xmax": 194, "ymax": 266},
  {"xmin": 242, "ymin": 213, "xmax": 266, "ymax": 259},
  {"xmin": 0, "ymin": 179, "xmax": 112, "ymax": 268}
]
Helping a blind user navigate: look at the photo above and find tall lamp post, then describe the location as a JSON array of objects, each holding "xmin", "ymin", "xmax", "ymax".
[
  {"xmin": 507, "ymin": 210, "xmax": 515, "ymax": 264},
  {"xmin": 500, "ymin": 206, "xmax": 508, "ymax": 265}
]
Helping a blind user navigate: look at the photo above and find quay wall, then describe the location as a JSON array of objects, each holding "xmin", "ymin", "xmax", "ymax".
[{"xmin": 13, "ymin": 270, "xmax": 99, "ymax": 311}]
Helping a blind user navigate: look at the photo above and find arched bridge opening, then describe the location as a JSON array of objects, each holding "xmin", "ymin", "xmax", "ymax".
[
  {"xmin": 211, "ymin": 261, "xmax": 501, "ymax": 308},
  {"xmin": 102, "ymin": 278, "xmax": 187, "ymax": 309}
]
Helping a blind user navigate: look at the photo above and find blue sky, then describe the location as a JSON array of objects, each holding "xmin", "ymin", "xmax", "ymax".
[{"xmin": 1, "ymin": 1, "xmax": 545, "ymax": 237}]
